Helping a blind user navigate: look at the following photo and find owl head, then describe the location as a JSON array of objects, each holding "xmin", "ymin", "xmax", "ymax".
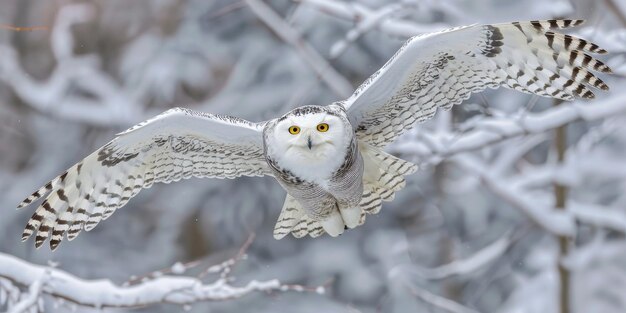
[{"xmin": 265, "ymin": 105, "xmax": 352, "ymax": 175}]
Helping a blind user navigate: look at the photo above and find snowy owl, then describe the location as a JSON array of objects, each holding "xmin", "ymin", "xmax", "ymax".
[{"xmin": 18, "ymin": 20, "xmax": 611, "ymax": 250}]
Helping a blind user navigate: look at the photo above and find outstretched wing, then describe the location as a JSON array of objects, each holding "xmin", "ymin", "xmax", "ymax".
[
  {"xmin": 343, "ymin": 20, "xmax": 611, "ymax": 147},
  {"xmin": 19, "ymin": 107, "xmax": 270, "ymax": 250}
]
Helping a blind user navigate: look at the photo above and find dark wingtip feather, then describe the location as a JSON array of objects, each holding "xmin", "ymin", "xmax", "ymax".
[
  {"xmin": 18, "ymin": 196, "xmax": 36, "ymax": 209},
  {"xmin": 545, "ymin": 19, "xmax": 585, "ymax": 29},
  {"xmin": 595, "ymin": 47, "xmax": 608, "ymax": 54},
  {"xmin": 34, "ymin": 237, "xmax": 45, "ymax": 249},
  {"xmin": 21, "ymin": 222, "xmax": 36, "ymax": 241},
  {"xmin": 582, "ymin": 90, "xmax": 596, "ymax": 99},
  {"xmin": 50, "ymin": 240, "xmax": 60, "ymax": 251}
]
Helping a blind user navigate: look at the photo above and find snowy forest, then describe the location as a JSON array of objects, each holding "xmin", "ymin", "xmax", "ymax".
[{"xmin": 1, "ymin": 0, "xmax": 626, "ymax": 312}]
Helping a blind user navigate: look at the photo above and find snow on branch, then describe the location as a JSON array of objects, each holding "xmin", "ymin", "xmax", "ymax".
[
  {"xmin": 391, "ymin": 93, "xmax": 626, "ymax": 165},
  {"xmin": 0, "ymin": 241, "xmax": 323, "ymax": 311},
  {"xmin": 0, "ymin": 4, "xmax": 142, "ymax": 127},
  {"xmin": 296, "ymin": 0, "xmax": 449, "ymax": 38},
  {"xmin": 393, "ymin": 232, "xmax": 514, "ymax": 281},
  {"xmin": 452, "ymin": 155, "xmax": 576, "ymax": 236},
  {"xmin": 4, "ymin": 278, "xmax": 44, "ymax": 313},
  {"xmin": 403, "ymin": 283, "xmax": 482, "ymax": 313},
  {"xmin": 245, "ymin": 0, "xmax": 354, "ymax": 98},
  {"xmin": 568, "ymin": 202, "xmax": 626, "ymax": 234},
  {"xmin": 328, "ymin": 3, "xmax": 408, "ymax": 58}
]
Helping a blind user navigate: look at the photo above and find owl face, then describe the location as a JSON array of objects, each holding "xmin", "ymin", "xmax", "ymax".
[{"xmin": 267, "ymin": 106, "xmax": 351, "ymax": 181}]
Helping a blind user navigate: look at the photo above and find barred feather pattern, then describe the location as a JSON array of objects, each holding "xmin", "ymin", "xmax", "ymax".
[
  {"xmin": 19, "ymin": 108, "xmax": 270, "ymax": 250},
  {"xmin": 344, "ymin": 19, "xmax": 611, "ymax": 148},
  {"xmin": 18, "ymin": 20, "xmax": 613, "ymax": 249},
  {"xmin": 272, "ymin": 143, "xmax": 417, "ymax": 239},
  {"xmin": 359, "ymin": 144, "xmax": 418, "ymax": 214},
  {"xmin": 273, "ymin": 195, "xmax": 325, "ymax": 239}
]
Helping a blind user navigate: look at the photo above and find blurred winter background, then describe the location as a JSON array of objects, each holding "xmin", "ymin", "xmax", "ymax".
[{"xmin": 1, "ymin": 0, "xmax": 626, "ymax": 312}]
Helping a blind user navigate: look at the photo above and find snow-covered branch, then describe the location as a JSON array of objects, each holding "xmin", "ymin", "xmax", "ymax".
[
  {"xmin": 394, "ymin": 233, "xmax": 513, "ymax": 281},
  {"xmin": 392, "ymin": 93, "xmax": 626, "ymax": 165},
  {"xmin": 453, "ymin": 155, "xmax": 576, "ymax": 236},
  {"xmin": 5, "ymin": 278, "xmax": 43, "ymax": 313},
  {"xmin": 297, "ymin": 0, "xmax": 449, "ymax": 38},
  {"xmin": 246, "ymin": 0, "xmax": 354, "ymax": 98},
  {"xmin": 328, "ymin": 3, "xmax": 409, "ymax": 58},
  {"xmin": 0, "ymin": 250, "xmax": 321, "ymax": 311},
  {"xmin": 404, "ymin": 283, "xmax": 482, "ymax": 313},
  {"xmin": 0, "ymin": 4, "xmax": 142, "ymax": 127}
]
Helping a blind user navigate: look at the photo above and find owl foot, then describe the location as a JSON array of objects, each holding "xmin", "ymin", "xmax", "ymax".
[
  {"xmin": 320, "ymin": 211, "xmax": 345, "ymax": 237},
  {"xmin": 340, "ymin": 206, "xmax": 361, "ymax": 229}
]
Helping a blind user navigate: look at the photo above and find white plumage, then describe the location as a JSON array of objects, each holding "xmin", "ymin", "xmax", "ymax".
[{"xmin": 18, "ymin": 20, "xmax": 611, "ymax": 250}]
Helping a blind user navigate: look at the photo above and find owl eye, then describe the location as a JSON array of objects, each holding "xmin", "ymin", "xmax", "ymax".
[
  {"xmin": 316, "ymin": 123, "xmax": 329, "ymax": 132},
  {"xmin": 288, "ymin": 126, "xmax": 300, "ymax": 135}
]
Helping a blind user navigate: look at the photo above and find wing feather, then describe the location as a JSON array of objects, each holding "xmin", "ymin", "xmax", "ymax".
[
  {"xmin": 343, "ymin": 19, "xmax": 612, "ymax": 147},
  {"xmin": 19, "ymin": 107, "xmax": 271, "ymax": 249}
]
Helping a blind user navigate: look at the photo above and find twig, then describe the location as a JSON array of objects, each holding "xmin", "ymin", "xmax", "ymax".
[
  {"xmin": 124, "ymin": 260, "xmax": 203, "ymax": 286},
  {"xmin": 0, "ymin": 24, "xmax": 48, "ymax": 32},
  {"xmin": 198, "ymin": 232, "xmax": 256, "ymax": 279},
  {"xmin": 206, "ymin": 1, "xmax": 247, "ymax": 20}
]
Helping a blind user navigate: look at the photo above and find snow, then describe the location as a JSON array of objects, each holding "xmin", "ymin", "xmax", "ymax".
[
  {"xmin": 393, "ymin": 233, "xmax": 512, "ymax": 280},
  {"xmin": 170, "ymin": 262, "xmax": 187, "ymax": 275},
  {"xmin": 1, "ymin": 0, "xmax": 626, "ymax": 313},
  {"xmin": 0, "ymin": 252, "xmax": 292, "ymax": 309}
]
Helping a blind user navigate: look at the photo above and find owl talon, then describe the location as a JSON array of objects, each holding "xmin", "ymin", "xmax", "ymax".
[
  {"xmin": 340, "ymin": 207, "xmax": 361, "ymax": 229},
  {"xmin": 320, "ymin": 212, "xmax": 345, "ymax": 237}
]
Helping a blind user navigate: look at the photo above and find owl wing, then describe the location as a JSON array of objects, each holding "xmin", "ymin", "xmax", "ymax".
[
  {"xmin": 343, "ymin": 20, "xmax": 611, "ymax": 147},
  {"xmin": 19, "ymin": 107, "xmax": 271, "ymax": 250}
]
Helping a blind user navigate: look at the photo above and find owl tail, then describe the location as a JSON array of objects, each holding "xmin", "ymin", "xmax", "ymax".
[
  {"xmin": 273, "ymin": 194, "xmax": 326, "ymax": 239},
  {"xmin": 358, "ymin": 143, "xmax": 418, "ymax": 215}
]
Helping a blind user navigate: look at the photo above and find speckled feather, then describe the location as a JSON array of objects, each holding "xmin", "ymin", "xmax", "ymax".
[
  {"xmin": 272, "ymin": 142, "xmax": 417, "ymax": 239},
  {"xmin": 18, "ymin": 19, "xmax": 611, "ymax": 249},
  {"xmin": 19, "ymin": 108, "xmax": 271, "ymax": 250},
  {"xmin": 344, "ymin": 19, "xmax": 611, "ymax": 148}
]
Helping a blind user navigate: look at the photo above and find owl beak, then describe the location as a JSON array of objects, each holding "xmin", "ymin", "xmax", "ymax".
[{"xmin": 307, "ymin": 136, "xmax": 313, "ymax": 150}]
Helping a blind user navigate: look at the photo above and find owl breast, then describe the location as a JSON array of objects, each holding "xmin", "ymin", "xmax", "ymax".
[{"xmin": 266, "ymin": 139, "xmax": 349, "ymax": 187}]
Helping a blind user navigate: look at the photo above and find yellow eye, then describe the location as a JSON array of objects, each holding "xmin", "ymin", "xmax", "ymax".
[
  {"xmin": 288, "ymin": 126, "xmax": 300, "ymax": 134},
  {"xmin": 317, "ymin": 123, "xmax": 329, "ymax": 132}
]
